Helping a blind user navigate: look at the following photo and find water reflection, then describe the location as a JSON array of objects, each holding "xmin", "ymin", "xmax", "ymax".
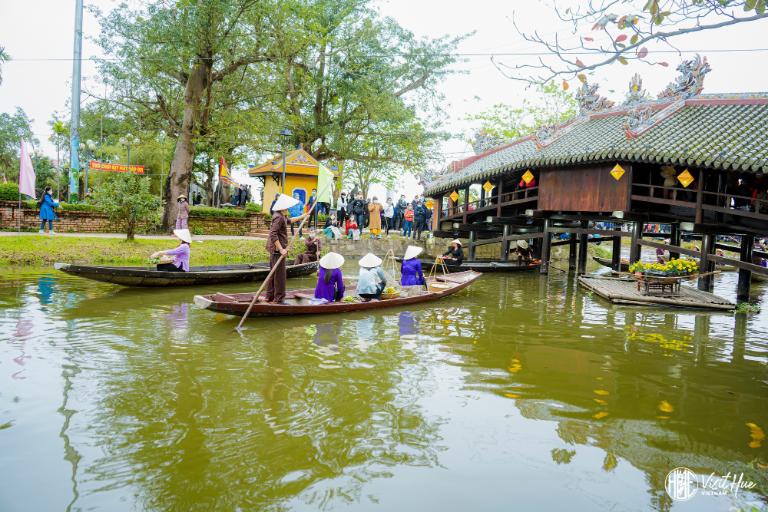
[{"xmin": 0, "ymin": 270, "xmax": 765, "ymax": 511}]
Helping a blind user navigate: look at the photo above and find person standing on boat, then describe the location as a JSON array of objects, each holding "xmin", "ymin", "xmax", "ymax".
[
  {"xmin": 401, "ymin": 245, "xmax": 426, "ymax": 287},
  {"xmin": 356, "ymin": 253, "xmax": 387, "ymax": 300},
  {"xmin": 266, "ymin": 194, "xmax": 308, "ymax": 304},
  {"xmin": 441, "ymin": 239, "xmax": 464, "ymax": 265},
  {"xmin": 151, "ymin": 229, "xmax": 192, "ymax": 272},
  {"xmin": 314, "ymin": 252, "xmax": 345, "ymax": 302},
  {"xmin": 38, "ymin": 186, "xmax": 59, "ymax": 235},
  {"xmin": 176, "ymin": 195, "xmax": 190, "ymax": 229}
]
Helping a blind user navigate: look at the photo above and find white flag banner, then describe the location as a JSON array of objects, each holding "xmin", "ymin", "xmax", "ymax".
[{"xmin": 19, "ymin": 140, "xmax": 36, "ymax": 199}]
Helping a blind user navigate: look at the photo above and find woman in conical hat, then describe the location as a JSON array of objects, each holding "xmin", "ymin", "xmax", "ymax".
[
  {"xmin": 265, "ymin": 193, "xmax": 309, "ymax": 303},
  {"xmin": 440, "ymin": 239, "xmax": 464, "ymax": 266},
  {"xmin": 514, "ymin": 238, "xmax": 533, "ymax": 266},
  {"xmin": 400, "ymin": 245, "xmax": 425, "ymax": 287},
  {"xmin": 356, "ymin": 253, "xmax": 387, "ymax": 301},
  {"xmin": 151, "ymin": 229, "xmax": 192, "ymax": 272},
  {"xmin": 314, "ymin": 252, "xmax": 345, "ymax": 302}
]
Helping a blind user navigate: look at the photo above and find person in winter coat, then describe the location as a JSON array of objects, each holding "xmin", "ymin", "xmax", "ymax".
[
  {"xmin": 383, "ymin": 197, "xmax": 395, "ymax": 235},
  {"xmin": 38, "ymin": 186, "xmax": 59, "ymax": 235},
  {"xmin": 288, "ymin": 192, "xmax": 305, "ymax": 236},
  {"xmin": 367, "ymin": 197, "xmax": 383, "ymax": 239},
  {"xmin": 337, "ymin": 191, "xmax": 348, "ymax": 221},
  {"xmin": 413, "ymin": 200, "xmax": 427, "ymax": 241},
  {"xmin": 395, "ymin": 195, "xmax": 408, "ymax": 230},
  {"xmin": 402, "ymin": 204, "xmax": 414, "ymax": 238},
  {"xmin": 176, "ymin": 195, "xmax": 190, "ymax": 229},
  {"xmin": 349, "ymin": 193, "xmax": 366, "ymax": 233}
]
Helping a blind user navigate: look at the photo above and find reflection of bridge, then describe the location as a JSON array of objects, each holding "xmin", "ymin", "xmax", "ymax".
[
  {"xmin": 426, "ymin": 89, "xmax": 768, "ymax": 302},
  {"xmin": 441, "ymin": 281, "xmax": 767, "ymax": 511}
]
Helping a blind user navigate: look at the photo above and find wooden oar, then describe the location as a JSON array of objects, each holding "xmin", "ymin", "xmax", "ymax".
[{"xmin": 235, "ymin": 183, "xmax": 331, "ymax": 330}]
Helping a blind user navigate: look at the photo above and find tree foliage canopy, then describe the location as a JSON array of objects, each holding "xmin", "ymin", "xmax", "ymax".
[{"xmin": 93, "ymin": 174, "xmax": 162, "ymax": 240}]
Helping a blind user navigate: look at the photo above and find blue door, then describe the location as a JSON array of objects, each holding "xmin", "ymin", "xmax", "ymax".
[{"xmin": 292, "ymin": 188, "xmax": 306, "ymax": 204}]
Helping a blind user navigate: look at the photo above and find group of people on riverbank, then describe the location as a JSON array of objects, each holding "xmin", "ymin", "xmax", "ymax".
[{"xmin": 331, "ymin": 192, "xmax": 433, "ymax": 240}]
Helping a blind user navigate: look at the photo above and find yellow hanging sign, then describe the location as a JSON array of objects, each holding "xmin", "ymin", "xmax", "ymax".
[
  {"xmin": 522, "ymin": 170, "xmax": 534, "ymax": 185},
  {"xmin": 449, "ymin": 190, "xmax": 459, "ymax": 202},
  {"xmin": 677, "ymin": 169, "xmax": 694, "ymax": 188},
  {"xmin": 610, "ymin": 164, "xmax": 625, "ymax": 181},
  {"xmin": 482, "ymin": 180, "xmax": 494, "ymax": 194}
]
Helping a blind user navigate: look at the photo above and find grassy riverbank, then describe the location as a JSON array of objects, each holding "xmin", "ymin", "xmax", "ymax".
[{"xmin": 0, "ymin": 236, "xmax": 304, "ymax": 266}]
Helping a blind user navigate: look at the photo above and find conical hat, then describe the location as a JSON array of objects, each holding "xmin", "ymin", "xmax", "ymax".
[
  {"xmin": 319, "ymin": 252, "xmax": 345, "ymax": 270},
  {"xmin": 404, "ymin": 245, "xmax": 423, "ymax": 260},
  {"xmin": 272, "ymin": 193, "xmax": 299, "ymax": 212},
  {"xmin": 451, "ymin": 239, "xmax": 463, "ymax": 247},
  {"xmin": 173, "ymin": 229, "xmax": 192, "ymax": 243},
  {"xmin": 359, "ymin": 252, "xmax": 383, "ymax": 268},
  {"xmin": 517, "ymin": 239, "xmax": 529, "ymax": 249}
]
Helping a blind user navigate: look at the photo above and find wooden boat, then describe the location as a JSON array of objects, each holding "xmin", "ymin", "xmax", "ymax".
[
  {"xmin": 395, "ymin": 257, "xmax": 539, "ymax": 273},
  {"xmin": 592, "ymin": 256, "xmax": 629, "ymax": 271},
  {"xmin": 194, "ymin": 270, "xmax": 481, "ymax": 317},
  {"xmin": 54, "ymin": 261, "xmax": 318, "ymax": 287}
]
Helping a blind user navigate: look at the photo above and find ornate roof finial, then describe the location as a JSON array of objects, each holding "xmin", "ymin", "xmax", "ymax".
[
  {"xmin": 625, "ymin": 73, "xmax": 648, "ymax": 104},
  {"xmin": 576, "ymin": 80, "xmax": 615, "ymax": 114},
  {"xmin": 471, "ymin": 129, "xmax": 504, "ymax": 155},
  {"xmin": 658, "ymin": 54, "xmax": 711, "ymax": 99}
]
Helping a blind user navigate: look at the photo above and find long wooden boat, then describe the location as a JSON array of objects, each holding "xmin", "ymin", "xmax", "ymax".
[
  {"xmin": 194, "ymin": 270, "xmax": 481, "ymax": 317},
  {"xmin": 54, "ymin": 261, "xmax": 318, "ymax": 287},
  {"xmin": 395, "ymin": 257, "xmax": 539, "ymax": 273},
  {"xmin": 592, "ymin": 256, "xmax": 629, "ymax": 271}
]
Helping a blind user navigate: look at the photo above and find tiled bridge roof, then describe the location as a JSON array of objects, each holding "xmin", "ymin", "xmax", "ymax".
[{"xmin": 426, "ymin": 93, "xmax": 768, "ymax": 196}]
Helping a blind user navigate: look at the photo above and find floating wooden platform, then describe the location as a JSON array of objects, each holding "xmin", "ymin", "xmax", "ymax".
[{"xmin": 578, "ymin": 275, "xmax": 735, "ymax": 311}]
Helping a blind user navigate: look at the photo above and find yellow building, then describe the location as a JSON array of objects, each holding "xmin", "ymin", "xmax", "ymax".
[{"xmin": 250, "ymin": 148, "xmax": 321, "ymax": 208}]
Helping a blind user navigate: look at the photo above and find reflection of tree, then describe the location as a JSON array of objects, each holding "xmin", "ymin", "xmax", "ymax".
[{"xmin": 84, "ymin": 310, "xmax": 443, "ymax": 510}]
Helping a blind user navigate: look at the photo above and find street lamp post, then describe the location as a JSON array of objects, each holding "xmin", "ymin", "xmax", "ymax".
[
  {"xmin": 119, "ymin": 133, "xmax": 140, "ymax": 170},
  {"xmin": 279, "ymin": 128, "xmax": 293, "ymax": 194}
]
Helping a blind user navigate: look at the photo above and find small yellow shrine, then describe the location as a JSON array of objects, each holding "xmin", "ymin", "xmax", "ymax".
[{"xmin": 249, "ymin": 147, "xmax": 321, "ymax": 206}]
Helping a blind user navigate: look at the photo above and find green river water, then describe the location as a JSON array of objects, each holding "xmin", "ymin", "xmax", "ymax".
[{"xmin": 0, "ymin": 266, "xmax": 766, "ymax": 511}]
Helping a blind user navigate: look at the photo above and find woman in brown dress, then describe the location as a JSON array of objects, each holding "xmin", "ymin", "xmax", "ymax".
[{"xmin": 266, "ymin": 194, "xmax": 308, "ymax": 303}]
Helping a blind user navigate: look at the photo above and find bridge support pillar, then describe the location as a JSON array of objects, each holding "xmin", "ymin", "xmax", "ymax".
[
  {"xmin": 500, "ymin": 225, "xmax": 510, "ymax": 261},
  {"xmin": 568, "ymin": 234, "xmax": 577, "ymax": 270},
  {"xmin": 468, "ymin": 230, "xmax": 477, "ymax": 261},
  {"xmin": 669, "ymin": 223, "xmax": 680, "ymax": 260},
  {"xmin": 629, "ymin": 221, "xmax": 642, "ymax": 263},
  {"xmin": 698, "ymin": 233, "xmax": 716, "ymax": 292},
  {"xmin": 540, "ymin": 218, "xmax": 551, "ymax": 274},
  {"xmin": 737, "ymin": 235, "xmax": 753, "ymax": 302},
  {"xmin": 577, "ymin": 221, "xmax": 588, "ymax": 275},
  {"xmin": 611, "ymin": 233, "xmax": 622, "ymax": 272}
]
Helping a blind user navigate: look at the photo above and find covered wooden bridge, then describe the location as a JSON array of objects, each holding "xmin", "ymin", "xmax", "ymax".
[{"xmin": 425, "ymin": 64, "xmax": 768, "ymax": 301}]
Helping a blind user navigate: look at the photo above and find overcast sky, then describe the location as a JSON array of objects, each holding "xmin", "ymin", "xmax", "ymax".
[{"xmin": 1, "ymin": 0, "xmax": 767, "ymax": 198}]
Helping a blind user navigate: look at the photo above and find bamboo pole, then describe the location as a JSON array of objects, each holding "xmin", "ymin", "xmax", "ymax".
[{"xmin": 235, "ymin": 182, "xmax": 332, "ymax": 330}]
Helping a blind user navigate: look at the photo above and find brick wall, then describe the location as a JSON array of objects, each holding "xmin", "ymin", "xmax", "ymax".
[{"xmin": 0, "ymin": 201, "xmax": 270, "ymax": 237}]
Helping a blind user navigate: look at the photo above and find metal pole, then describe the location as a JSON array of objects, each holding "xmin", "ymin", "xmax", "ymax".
[
  {"xmin": 69, "ymin": 0, "xmax": 83, "ymax": 202},
  {"xmin": 281, "ymin": 142, "xmax": 286, "ymax": 194}
]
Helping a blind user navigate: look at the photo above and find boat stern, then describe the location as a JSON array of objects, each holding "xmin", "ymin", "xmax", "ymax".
[{"xmin": 53, "ymin": 262, "xmax": 70, "ymax": 271}]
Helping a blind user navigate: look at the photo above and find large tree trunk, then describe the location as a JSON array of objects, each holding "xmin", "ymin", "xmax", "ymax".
[{"xmin": 162, "ymin": 62, "xmax": 210, "ymax": 229}]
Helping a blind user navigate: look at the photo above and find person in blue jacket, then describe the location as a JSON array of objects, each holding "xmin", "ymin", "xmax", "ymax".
[{"xmin": 38, "ymin": 186, "xmax": 59, "ymax": 235}]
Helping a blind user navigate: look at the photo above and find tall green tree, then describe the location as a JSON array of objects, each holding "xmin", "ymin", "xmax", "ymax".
[
  {"xmin": 0, "ymin": 107, "xmax": 36, "ymax": 182},
  {"xmin": 92, "ymin": 0, "xmax": 277, "ymax": 227},
  {"xmin": 268, "ymin": 0, "xmax": 461, "ymax": 197},
  {"xmin": 93, "ymin": 174, "xmax": 162, "ymax": 240}
]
